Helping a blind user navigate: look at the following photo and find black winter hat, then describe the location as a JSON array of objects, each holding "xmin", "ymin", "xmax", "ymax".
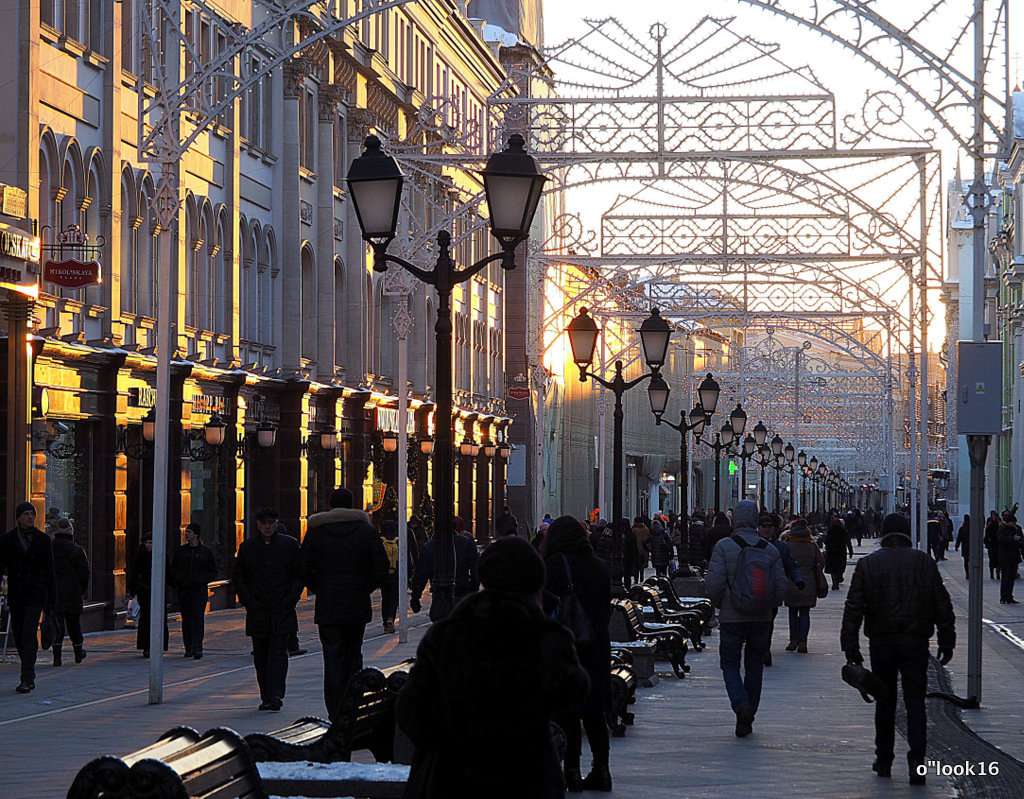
[
  {"xmin": 881, "ymin": 513, "xmax": 912, "ymax": 541},
  {"xmin": 477, "ymin": 536, "xmax": 546, "ymax": 595},
  {"xmin": 330, "ymin": 487, "xmax": 355, "ymax": 509},
  {"xmin": 14, "ymin": 501, "xmax": 35, "ymax": 519}
]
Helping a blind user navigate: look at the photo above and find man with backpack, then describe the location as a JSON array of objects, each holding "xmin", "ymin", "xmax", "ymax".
[{"xmin": 705, "ymin": 500, "xmax": 788, "ymax": 738}]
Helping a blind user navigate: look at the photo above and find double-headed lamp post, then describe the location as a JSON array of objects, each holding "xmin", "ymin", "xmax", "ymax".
[
  {"xmin": 651, "ymin": 373, "xmax": 720, "ymax": 531},
  {"xmin": 797, "ymin": 450, "xmax": 807, "ymax": 514},
  {"xmin": 706, "ymin": 404, "xmax": 747, "ymax": 513},
  {"xmin": 347, "ymin": 133, "xmax": 547, "ymax": 620},
  {"xmin": 568, "ymin": 307, "xmax": 672, "ymax": 527}
]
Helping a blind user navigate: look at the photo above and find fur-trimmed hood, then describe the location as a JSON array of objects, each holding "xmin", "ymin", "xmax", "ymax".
[{"xmin": 308, "ymin": 507, "xmax": 371, "ymax": 531}]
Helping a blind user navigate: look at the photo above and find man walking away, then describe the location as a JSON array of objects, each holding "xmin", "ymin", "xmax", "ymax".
[
  {"xmin": 171, "ymin": 522, "xmax": 218, "ymax": 659},
  {"xmin": 51, "ymin": 518, "xmax": 89, "ymax": 666},
  {"xmin": 234, "ymin": 508, "xmax": 304, "ymax": 711},
  {"xmin": 302, "ymin": 487, "xmax": 388, "ymax": 721},
  {"xmin": 379, "ymin": 521, "xmax": 400, "ymax": 633},
  {"xmin": 0, "ymin": 502, "xmax": 57, "ymax": 693},
  {"xmin": 997, "ymin": 512, "xmax": 1023, "ymax": 604},
  {"xmin": 409, "ymin": 518, "xmax": 479, "ymax": 616},
  {"xmin": 841, "ymin": 513, "xmax": 955, "ymax": 785},
  {"xmin": 705, "ymin": 500, "xmax": 787, "ymax": 737}
]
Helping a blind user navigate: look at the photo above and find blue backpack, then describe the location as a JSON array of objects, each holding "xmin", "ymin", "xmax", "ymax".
[{"xmin": 728, "ymin": 535, "xmax": 781, "ymax": 614}]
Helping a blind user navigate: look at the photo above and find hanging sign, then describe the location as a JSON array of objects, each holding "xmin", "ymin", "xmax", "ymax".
[
  {"xmin": 43, "ymin": 258, "xmax": 101, "ymax": 287},
  {"xmin": 508, "ymin": 372, "xmax": 530, "ymax": 401}
]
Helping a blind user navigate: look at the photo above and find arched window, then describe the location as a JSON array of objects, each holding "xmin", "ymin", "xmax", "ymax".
[
  {"xmin": 334, "ymin": 258, "xmax": 345, "ymax": 367},
  {"xmin": 214, "ymin": 211, "xmax": 228, "ymax": 332},
  {"xmin": 138, "ymin": 177, "xmax": 156, "ymax": 318},
  {"xmin": 120, "ymin": 174, "xmax": 136, "ymax": 314}
]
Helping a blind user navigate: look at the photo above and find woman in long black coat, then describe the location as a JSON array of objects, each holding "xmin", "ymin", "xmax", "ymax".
[
  {"xmin": 544, "ymin": 515, "xmax": 613, "ymax": 793},
  {"xmin": 128, "ymin": 534, "xmax": 169, "ymax": 656},
  {"xmin": 823, "ymin": 519, "xmax": 849, "ymax": 590}
]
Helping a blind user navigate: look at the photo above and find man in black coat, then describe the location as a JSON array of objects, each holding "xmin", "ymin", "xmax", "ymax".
[
  {"xmin": 0, "ymin": 502, "xmax": 57, "ymax": 693},
  {"xmin": 408, "ymin": 522, "xmax": 479, "ymax": 616},
  {"xmin": 841, "ymin": 512, "xmax": 955, "ymax": 785},
  {"xmin": 996, "ymin": 513, "xmax": 1023, "ymax": 603},
  {"xmin": 51, "ymin": 517, "xmax": 89, "ymax": 666},
  {"xmin": 301, "ymin": 487, "xmax": 389, "ymax": 721},
  {"xmin": 171, "ymin": 522, "xmax": 219, "ymax": 659},
  {"xmin": 234, "ymin": 507, "xmax": 304, "ymax": 711},
  {"xmin": 397, "ymin": 536, "xmax": 589, "ymax": 798}
]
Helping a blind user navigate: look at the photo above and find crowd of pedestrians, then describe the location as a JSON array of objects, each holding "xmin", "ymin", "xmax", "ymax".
[{"xmin": 1, "ymin": 493, "xmax": 1007, "ymax": 794}]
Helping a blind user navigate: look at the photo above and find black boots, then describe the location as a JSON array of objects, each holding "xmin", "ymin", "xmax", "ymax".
[
  {"xmin": 74, "ymin": 645, "xmax": 87, "ymax": 664},
  {"xmin": 581, "ymin": 753, "xmax": 612, "ymax": 792},
  {"xmin": 53, "ymin": 645, "xmax": 62, "ymax": 667}
]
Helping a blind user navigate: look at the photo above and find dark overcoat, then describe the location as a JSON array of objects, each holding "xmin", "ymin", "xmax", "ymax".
[
  {"xmin": 52, "ymin": 532, "xmax": 89, "ymax": 614},
  {"xmin": 0, "ymin": 526, "xmax": 56, "ymax": 608},
  {"xmin": 396, "ymin": 591, "xmax": 589, "ymax": 799},
  {"xmin": 545, "ymin": 548, "xmax": 612, "ymax": 713},
  {"xmin": 233, "ymin": 531, "xmax": 304, "ymax": 637}
]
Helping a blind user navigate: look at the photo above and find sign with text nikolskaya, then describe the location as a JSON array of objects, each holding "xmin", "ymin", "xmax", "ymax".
[{"xmin": 43, "ymin": 258, "xmax": 101, "ymax": 287}]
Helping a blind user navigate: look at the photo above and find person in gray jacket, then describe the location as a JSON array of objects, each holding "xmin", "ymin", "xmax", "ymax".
[{"xmin": 705, "ymin": 500, "xmax": 787, "ymax": 737}]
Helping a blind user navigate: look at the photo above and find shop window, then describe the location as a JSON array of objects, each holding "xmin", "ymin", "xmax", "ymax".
[
  {"xmin": 43, "ymin": 421, "xmax": 95, "ymax": 600},
  {"xmin": 186, "ymin": 450, "xmax": 232, "ymax": 580}
]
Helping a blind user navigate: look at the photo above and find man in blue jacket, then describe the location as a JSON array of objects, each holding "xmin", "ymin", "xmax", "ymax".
[
  {"xmin": 706, "ymin": 500, "xmax": 787, "ymax": 737},
  {"xmin": 301, "ymin": 487, "xmax": 389, "ymax": 721}
]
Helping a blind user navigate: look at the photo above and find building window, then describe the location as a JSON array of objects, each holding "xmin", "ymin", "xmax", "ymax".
[{"xmin": 299, "ymin": 88, "xmax": 315, "ymax": 170}]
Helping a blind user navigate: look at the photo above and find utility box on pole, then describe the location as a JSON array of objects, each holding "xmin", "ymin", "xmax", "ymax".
[{"xmin": 956, "ymin": 342, "xmax": 1003, "ymax": 434}]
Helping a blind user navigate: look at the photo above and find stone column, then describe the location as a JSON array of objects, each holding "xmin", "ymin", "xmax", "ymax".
[
  {"xmin": 280, "ymin": 59, "xmax": 308, "ymax": 369},
  {"xmin": 316, "ymin": 86, "xmax": 340, "ymax": 382},
  {"xmin": 475, "ymin": 417, "xmax": 493, "ymax": 543}
]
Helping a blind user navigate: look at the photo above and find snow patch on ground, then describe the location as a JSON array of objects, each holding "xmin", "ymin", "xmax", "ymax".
[{"xmin": 258, "ymin": 761, "xmax": 410, "ymax": 781}]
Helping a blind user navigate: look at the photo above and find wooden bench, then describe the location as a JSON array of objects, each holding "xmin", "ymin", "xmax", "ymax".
[
  {"xmin": 610, "ymin": 598, "xmax": 689, "ymax": 678},
  {"xmin": 245, "ymin": 662, "xmax": 411, "ymax": 764},
  {"xmin": 644, "ymin": 576, "xmax": 714, "ymax": 625},
  {"xmin": 628, "ymin": 584, "xmax": 706, "ymax": 650},
  {"xmin": 67, "ymin": 726, "xmax": 267, "ymax": 799},
  {"xmin": 607, "ymin": 654, "xmax": 637, "ymax": 737}
]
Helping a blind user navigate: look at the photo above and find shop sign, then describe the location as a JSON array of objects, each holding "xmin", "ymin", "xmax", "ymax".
[
  {"xmin": 192, "ymin": 393, "xmax": 227, "ymax": 416},
  {"xmin": 0, "ymin": 224, "xmax": 39, "ymax": 261},
  {"xmin": 43, "ymin": 258, "xmax": 101, "ymax": 287},
  {"xmin": 376, "ymin": 406, "xmax": 416, "ymax": 435},
  {"xmin": 2, "ymin": 186, "xmax": 27, "ymax": 219},
  {"xmin": 127, "ymin": 386, "xmax": 157, "ymax": 408},
  {"xmin": 508, "ymin": 372, "xmax": 530, "ymax": 401}
]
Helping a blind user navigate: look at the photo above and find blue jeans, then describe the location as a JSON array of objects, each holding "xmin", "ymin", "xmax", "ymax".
[
  {"xmin": 718, "ymin": 621, "xmax": 771, "ymax": 712},
  {"xmin": 788, "ymin": 606, "xmax": 810, "ymax": 642}
]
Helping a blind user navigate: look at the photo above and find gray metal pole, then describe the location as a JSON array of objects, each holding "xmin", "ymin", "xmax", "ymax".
[{"xmin": 966, "ymin": 435, "xmax": 989, "ymax": 705}]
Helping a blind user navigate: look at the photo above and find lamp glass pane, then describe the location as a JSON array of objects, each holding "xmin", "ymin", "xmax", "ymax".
[
  {"xmin": 697, "ymin": 375, "xmax": 720, "ymax": 415},
  {"xmin": 484, "ymin": 174, "xmax": 534, "ymax": 234},
  {"xmin": 647, "ymin": 381, "xmax": 670, "ymax": 416},
  {"xmin": 205, "ymin": 421, "xmax": 226, "ymax": 447},
  {"xmin": 257, "ymin": 426, "xmax": 276, "ymax": 448},
  {"xmin": 349, "ymin": 177, "xmax": 402, "ymax": 238}
]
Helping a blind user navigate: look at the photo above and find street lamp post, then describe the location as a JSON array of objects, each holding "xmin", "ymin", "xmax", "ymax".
[
  {"xmin": 705, "ymin": 403, "xmax": 745, "ymax": 514},
  {"xmin": 755, "ymin": 444, "xmax": 770, "ymax": 510},
  {"xmin": 568, "ymin": 307, "xmax": 672, "ymax": 527},
  {"xmin": 797, "ymin": 450, "xmax": 807, "ymax": 514},
  {"xmin": 784, "ymin": 442, "xmax": 795, "ymax": 516},
  {"xmin": 739, "ymin": 434, "xmax": 756, "ymax": 503},
  {"xmin": 347, "ymin": 133, "xmax": 547, "ymax": 621},
  {"xmin": 654, "ymin": 402, "xmax": 711, "ymax": 533}
]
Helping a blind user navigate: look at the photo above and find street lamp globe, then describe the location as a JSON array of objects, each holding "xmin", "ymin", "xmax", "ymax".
[
  {"xmin": 382, "ymin": 430, "xmax": 399, "ymax": 452},
  {"xmin": 638, "ymin": 307, "xmax": 672, "ymax": 370},
  {"xmin": 420, "ymin": 436, "xmax": 435, "ymax": 455},
  {"xmin": 484, "ymin": 441, "xmax": 497, "ymax": 458},
  {"xmin": 203, "ymin": 413, "xmax": 227, "ymax": 447},
  {"xmin": 697, "ymin": 374, "xmax": 720, "ymax": 418},
  {"xmin": 567, "ymin": 307, "xmax": 599, "ymax": 379},
  {"xmin": 346, "ymin": 135, "xmax": 404, "ymax": 246},
  {"xmin": 809, "ymin": 455, "xmax": 818, "ymax": 472},
  {"xmin": 320, "ymin": 428, "xmax": 338, "ymax": 452},
  {"xmin": 752, "ymin": 420, "xmax": 768, "ymax": 447},
  {"xmin": 797, "ymin": 449, "xmax": 807, "ymax": 467},
  {"xmin": 688, "ymin": 405, "xmax": 707, "ymax": 437},
  {"xmin": 719, "ymin": 421, "xmax": 734, "ymax": 448},
  {"xmin": 142, "ymin": 407, "xmax": 157, "ymax": 443},
  {"xmin": 742, "ymin": 434, "xmax": 756, "ymax": 457},
  {"xmin": 647, "ymin": 373, "xmax": 671, "ymax": 418},
  {"xmin": 497, "ymin": 441, "xmax": 511, "ymax": 459},
  {"xmin": 729, "ymin": 403, "xmax": 747, "ymax": 437},
  {"xmin": 784, "ymin": 442, "xmax": 795, "ymax": 463},
  {"xmin": 481, "ymin": 133, "xmax": 548, "ymax": 251},
  {"xmin": 770, "ymin": 433, "xmax": 784, "ymax": 457},
  {"xmin": 256, "ymin": 420, "xmax": 277, "ymax": 449}
]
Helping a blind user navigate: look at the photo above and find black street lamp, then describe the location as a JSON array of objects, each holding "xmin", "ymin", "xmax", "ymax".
[
  {"xmin": 348, "ymin": 133, "xmax": 547, "ymax": 621},
  {"xmin": 654, "ymin": 399, "xmax": 710, "ymax": 534},
  {"xmin": 739, "ymin": 434, "xmax": 756, "ymax": 502},
  {"xmin": 707, "ymin": 421, "xmax": 736, "ymax": 514},
  {"xmin": 755, "ymin": 443, "xmax": 771, "ymax": 510},
  {"xmin": 784, "ymin": 442, "xmax": 795, "ymax": 515},
  {"xmin": 568, "ymin": 307, "xmax": 672, "ymax": 526},
  {"xmin": 797, "ymin": 450, "xmax": 807, "ymax": 513}
]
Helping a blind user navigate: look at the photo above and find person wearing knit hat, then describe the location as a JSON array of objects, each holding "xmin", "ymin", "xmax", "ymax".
[
  {"xmin": 51, "ymin": 517, "xmax": 90, "ymax": 666},
  {"xmin": 0, "ymin": 502, "xmax": 57, "ymax": 693},
  {"xmin": 841, "ymin": 509, "xmax": 955, "ymax": 784},
  {"xmin": 396, "ymin": 537, "xmax": 589, "ymax": 798},
  {"xmin": 171, "ymin": 521, "xmax": 218, "ymax": 659}
]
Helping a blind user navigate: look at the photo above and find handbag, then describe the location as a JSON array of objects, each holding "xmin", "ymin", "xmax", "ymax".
[
  {"xmin": 815, "ymin": 562, "xmax": 829, "ymax": 599},
  {"xmin": 39, "ymin": 610, "xmax": 57, "ymax": 650},
  {"xmin": 555, "ymin": 554, "xmax": 594, "ymax": 646}
]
